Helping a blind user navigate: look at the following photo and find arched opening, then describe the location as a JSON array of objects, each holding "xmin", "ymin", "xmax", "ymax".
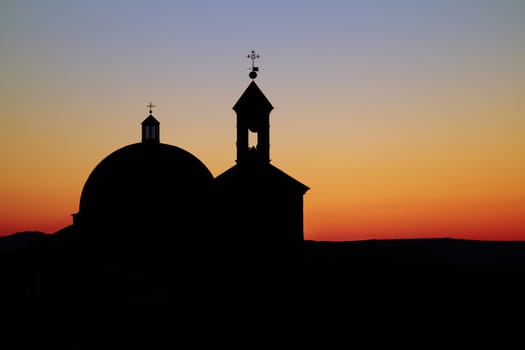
[{"xmin": 248, "ymin": 130, "xmax": 257, "ymax": 150}]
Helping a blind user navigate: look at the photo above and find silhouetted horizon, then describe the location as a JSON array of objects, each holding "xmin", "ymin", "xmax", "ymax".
[{"xmin": 5, "ymin": 227, "xmax": 525, "ymax": 243}]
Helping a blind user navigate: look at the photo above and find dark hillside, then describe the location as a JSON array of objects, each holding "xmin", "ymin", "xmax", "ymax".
[{"xmin": 1, "ymin": 230, "xmax": 524, "ymax": 347}]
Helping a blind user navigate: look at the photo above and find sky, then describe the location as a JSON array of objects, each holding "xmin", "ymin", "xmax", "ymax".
[{"xmin": 1, "ymin": 0, "xmax": 524, "ymax": 241}]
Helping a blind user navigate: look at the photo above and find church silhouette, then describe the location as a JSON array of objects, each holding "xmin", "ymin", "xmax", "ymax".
[{"xmin": 71, "ymin": 63, "xmax": 309, "ymax": 246}]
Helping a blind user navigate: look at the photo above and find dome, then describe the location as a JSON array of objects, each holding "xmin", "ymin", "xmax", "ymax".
[{"xmin": 74, "ymin": 142, "xmax": 214, "ymax": 229}]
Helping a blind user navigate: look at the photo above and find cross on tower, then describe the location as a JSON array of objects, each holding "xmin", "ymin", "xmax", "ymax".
[
  {"xmin": 146, "ymin": 102, "xmax": 155, "ymax": 115},
  {"xmin": 247, "ymin": 50, "xmax": 259, "ymax": 79}
]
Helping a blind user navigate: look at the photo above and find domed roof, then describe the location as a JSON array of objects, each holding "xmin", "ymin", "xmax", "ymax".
[{"xmin": 76, "ymin": 142, "xmax": 214, "ymax": 225}]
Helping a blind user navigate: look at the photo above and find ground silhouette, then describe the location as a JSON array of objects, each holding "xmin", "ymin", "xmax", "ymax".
[{"xmin": 1, "ymin": 228, "xmax": 524, "ymax": 348}]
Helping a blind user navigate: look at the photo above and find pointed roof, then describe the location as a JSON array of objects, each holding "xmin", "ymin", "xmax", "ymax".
[
  {"xmin": 141, "ymin": 114, "xmax": 159, "ymax": 126},
  {"xmin": 233, "ymin": 81, "xmax": 274, "ymax": 113}
]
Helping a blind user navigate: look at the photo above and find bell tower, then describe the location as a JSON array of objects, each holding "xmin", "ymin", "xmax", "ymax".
[
  {"xmin": 233, "ymin": 51, "xmax": 273, "ymax": 164},
  {"xmin": 215, "ymin": 50, "xmax": 309, "ymax": 244}
]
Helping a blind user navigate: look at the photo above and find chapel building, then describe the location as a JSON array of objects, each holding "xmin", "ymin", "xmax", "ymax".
[{"xmin": 72, "ymin": 57, "xmax": 309, "ymax": 245}]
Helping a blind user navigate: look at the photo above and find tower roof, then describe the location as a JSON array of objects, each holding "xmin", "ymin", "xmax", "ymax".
[
  {"xmin": 233, "ymin": 81, "xmax": 274, "ymax": 113},
  {"xmin": 141, "ymin": 114, "xmax": 159, "ymax": 126}
]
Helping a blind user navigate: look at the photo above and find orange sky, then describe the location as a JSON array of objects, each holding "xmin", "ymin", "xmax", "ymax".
[{"xmin": 1, "ymin": 1, "xmax": 524, "ymax": 240}]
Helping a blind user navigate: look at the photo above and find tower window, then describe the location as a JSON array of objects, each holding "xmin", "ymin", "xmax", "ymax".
[{"xmin": 248, "ymin": 130, "xmax": 257, "ymax": 150}]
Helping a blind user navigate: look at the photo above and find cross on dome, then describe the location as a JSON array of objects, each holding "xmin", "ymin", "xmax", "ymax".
[{"xmin": 146, "ymin": 101, "xmax": 155, "ymax": 115}]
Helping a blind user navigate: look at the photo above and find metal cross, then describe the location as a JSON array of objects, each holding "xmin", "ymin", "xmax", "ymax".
[
  {"xmin": 146, "ymin": 102, "xmax": 155, "ymax": 114},
  {"xmin": 247, "ymin": 50, "xmax": 259, "ymax": 70}
]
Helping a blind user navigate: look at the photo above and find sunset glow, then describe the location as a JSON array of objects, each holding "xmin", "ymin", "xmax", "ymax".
[{"xmin": 1, "ymin": 1, "xmax": 524, "ymax": 240}]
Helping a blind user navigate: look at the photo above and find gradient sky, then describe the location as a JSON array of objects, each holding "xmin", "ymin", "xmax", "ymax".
[{"xmin": 1, "ymin": 0, "xmax": 524, "ymax": 240}]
